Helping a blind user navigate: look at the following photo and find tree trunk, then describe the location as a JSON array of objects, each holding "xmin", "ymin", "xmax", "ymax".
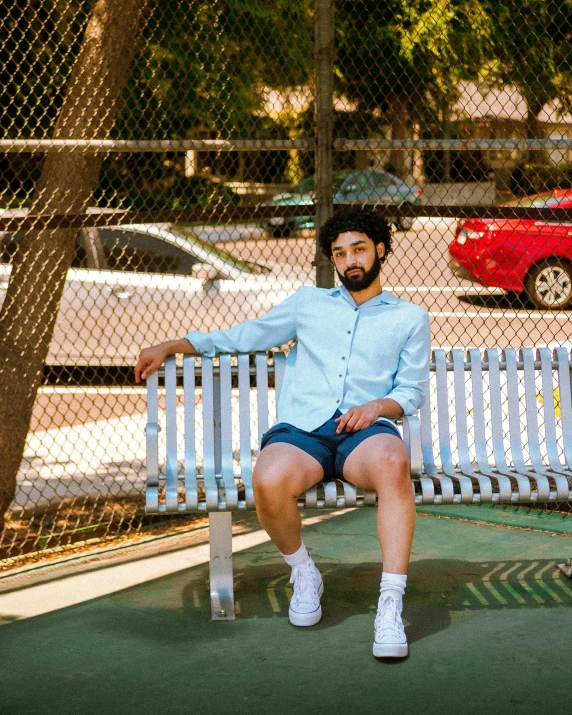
[
  {"xmin": 526, "ymin": 97, "xmax": 548, "ymax": 165},
  {"xmin": 0, "ymin": 0, "xmax": 151, "ymax": 528},
  {"xmin": 388, "ymin": 92, "xmax": 409, "ymax": 179}
]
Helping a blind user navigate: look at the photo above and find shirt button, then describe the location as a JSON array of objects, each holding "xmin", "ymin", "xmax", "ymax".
[
  {"xmin": 336, "ymin": 400, "xmax": 340, "ymax": 404},
  {"xmin": 355, "ymin": 308, "xmax": 358, "ymax": 312},
  {"xmin": 342, "ymin": 357, "xmax": 346, "ymax": 360},
  {"xmin": 347, "ymin": 330, "xmax": 351, "ymax": 334},
  {"xmin": 339, "ymin": 374, "xmax": 342, "ymax": 378}
]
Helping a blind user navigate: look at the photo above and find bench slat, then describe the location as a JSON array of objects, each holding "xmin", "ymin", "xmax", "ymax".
[
  {"xmin": 468, "ymin": 348, "xmax": 503, "ymax": 492},
  {"xmin": 238, "ymin": 354, "xmax": 254, "ymax": 508},
  {"xmin": 201, "ymin": 358, "xmax": 219, "ymax": 510},
  {"xmin": 452, "ymin": 348, "xmax": 484, "ymax": 502},
  {"xmin": 165, "ymin": 356, "xmax": 179, "ymax": 511},
  {"xmin": 433, "ymin": 350, "xmax": 456, "ymax": 503},
  {"xmin": 503, "ymin": 349, "xmax": 534, "ymax": 500},
  {"xmin": 485, "ymin": 349, "xmax": 515, "ymax": 500},
  {"xmin": 420, "ymin": 379, "xmax": 437, "ymax": 477},
  {"xmin": 256, "ymin": 352, "xmax": 269, "ymax": 448},
  {"xmin": 183, "ymin": 356, "xmax": 198, "ymax": 510},
  {"xmin": 555, "ymin": 348, "xmax": 572, "ymax": 471},
  {"xmin": 536, "ymin": 349, "xmax": 571, "ymax": 499},
  {"xmin": 220, "ymin": 355, "xmax": 238, "ymax": 510},
  {"xmin": 145, "ymin": 370, "xmax": 159, "ymax": 512}
]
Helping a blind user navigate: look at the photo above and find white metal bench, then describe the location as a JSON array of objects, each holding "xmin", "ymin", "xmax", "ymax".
[{"xmin": 145, "ymin": 347, "xmax": 572, "ymax": 619}]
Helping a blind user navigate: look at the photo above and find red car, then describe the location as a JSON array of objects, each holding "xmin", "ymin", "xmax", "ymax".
[{"xmin": 449, "ymin": 189, "xmax": 572, "ymax": 309}]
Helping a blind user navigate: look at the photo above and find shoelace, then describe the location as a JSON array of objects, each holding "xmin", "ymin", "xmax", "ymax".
[
  {"xmin": 290, "ymin": 562, "xmax": 319, "ymax": 605},
  {"xmin": 375, "ymin": 594, "xmax": 404, "ymax": 639}
]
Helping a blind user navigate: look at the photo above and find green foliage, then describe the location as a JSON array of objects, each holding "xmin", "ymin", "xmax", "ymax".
[
  {"xmin": 114, "ymin": 0, "xmax": 313, "ymax": 140},
  {"xmin": 483, "ymin": 0, "xmax": 572, "ymax": 118},
  {"xmin": 511, "ymin": 162, "xmax": 572, "ymax": 195},
  {"xmin": 94, "ymin": 154, "xmax": 241, "ymax": 209},
  {"xmin": 335, "ymin": 0, "xmax": 494, "ymax": 129},
  {"xmin": 0, "ymin": 0, "xmax": 89, "ymax": 139}
]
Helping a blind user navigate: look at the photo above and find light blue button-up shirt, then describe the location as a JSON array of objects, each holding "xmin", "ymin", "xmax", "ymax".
[{"xmin": 186, "ymin": 285, "xmax": 431, "ymax": 432}]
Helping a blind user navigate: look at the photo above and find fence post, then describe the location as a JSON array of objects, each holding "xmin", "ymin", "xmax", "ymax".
[{"xmin": 314, "ymin": 0, "xmax": 335, "ymax": 288}]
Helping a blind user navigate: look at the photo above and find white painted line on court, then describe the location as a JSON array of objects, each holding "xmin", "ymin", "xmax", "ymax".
[
  {"xmin": 0, "ymin": 509, "xmax": 355, "ymax": 625},
  {"xmin": 429, "ymin": 310, "xmax": 572, "ymax": 319},
  {"xmin": 38, "ymin": 386, "xmax": 147, "ymax": 394}
]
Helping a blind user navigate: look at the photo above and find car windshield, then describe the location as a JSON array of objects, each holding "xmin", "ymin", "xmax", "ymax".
[
  {"xmin": 173, "ymin": 225, "xmax": 271, "ymax": 275},
  {"xmin": 502, "ymin": 194, "xmax": 569, "ymax": 208}
]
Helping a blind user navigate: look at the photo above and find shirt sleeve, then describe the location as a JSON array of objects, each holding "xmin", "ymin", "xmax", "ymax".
[
  {"xmin": 385, "ymin": 309, "xmax": 431, "ymax": 415},
  {"xmin": 185, "ymin": 290, "xmax": 298, "ymax": 357}
]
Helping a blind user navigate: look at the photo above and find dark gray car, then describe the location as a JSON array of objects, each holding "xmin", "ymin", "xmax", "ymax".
[{"xmin": 261, "ymin": 170, "xmax": 423, "ymax": 237}]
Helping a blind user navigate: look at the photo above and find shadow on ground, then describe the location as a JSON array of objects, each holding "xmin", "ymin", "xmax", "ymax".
[{"xmin": 80, "ymin": 557, "xmax": 571, "ymax": 650}]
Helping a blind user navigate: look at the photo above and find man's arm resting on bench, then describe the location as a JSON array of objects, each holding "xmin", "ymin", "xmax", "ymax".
[{"xmin": 135, "ymin": 338, "xmax": 197, "ymax": 383}]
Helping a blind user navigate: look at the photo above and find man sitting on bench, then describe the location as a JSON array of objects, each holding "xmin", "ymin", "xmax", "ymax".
[{"xmin": 135, "ymin": 208, "xmax": 431, "ymax": 659}]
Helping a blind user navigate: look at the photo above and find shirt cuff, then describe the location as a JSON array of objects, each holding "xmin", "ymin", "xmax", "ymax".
[
  {"xmin": 184, "ymin": 331, "xmax": 216, "ymax": 357},
  {"xmin": 384, "ymin": 390, "xmax": 419, "ymax": 416}
]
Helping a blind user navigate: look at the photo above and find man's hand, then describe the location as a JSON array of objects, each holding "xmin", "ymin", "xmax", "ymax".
[
  {"xmin": 335, "ymin": 398, "xmax": 404, "ymax": 433},
  {"xmin": 335, "ymin": 401, "xmax": 381, "ymax": 433},
  {"xmin": 134, "ymin": 344, "xmax": 169, "ymax": 383},
  {"xmin": 134, "ymin": 338, "xmax": 197, "ymax": 383}
]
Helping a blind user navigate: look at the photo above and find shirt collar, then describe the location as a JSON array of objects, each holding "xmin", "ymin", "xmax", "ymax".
[{"xmin": 328, "ymin": 285, "xmax": 400, "ymax": 307}]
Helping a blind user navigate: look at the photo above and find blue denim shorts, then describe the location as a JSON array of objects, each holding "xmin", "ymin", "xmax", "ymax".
[{"xmin": 260, "ymin": 410, "xmax": 402, "ymax": 481}]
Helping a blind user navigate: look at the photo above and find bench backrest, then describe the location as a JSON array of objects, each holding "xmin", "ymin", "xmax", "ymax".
[{"xmin": 146, "ymin": 347, "xmax": 572, "ymax": 512}]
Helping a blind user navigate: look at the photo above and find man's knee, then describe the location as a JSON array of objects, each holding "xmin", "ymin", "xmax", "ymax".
[
  {"xmin": 253, "ymin": 444, "xmax": 323, "ymax": 504},
  {"xmin": 345, "ymin": 437, "xmax": 411, "ymax": 492},
  {"xmin": 253, "ymin": 463, "xmax": 292, "ymax": 499}
]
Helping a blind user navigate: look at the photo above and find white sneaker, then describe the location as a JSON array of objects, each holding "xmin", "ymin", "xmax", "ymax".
[
  {"xmin": 288, "ymin": 560, "xmax": 323, "ymax": 627},
  {"xmin": 373, "ymin": 592, "xmax": 408, "ymax": 658}
]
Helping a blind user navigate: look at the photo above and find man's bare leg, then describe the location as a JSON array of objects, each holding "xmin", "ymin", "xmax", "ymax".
[
  {"xmin": 253, "ymin": 442, "xmax": 325, "ymax": 626},
  {"xmin": 342, "ymin": 433, "xmax": 415, "ymax": 572},
  {"xmin": 343, "ymin": 432, "xmax": 414, "ymax": 657},
  {"xmin": 253, "ymin": 442, "xmax": 324, "ymax": 554}
]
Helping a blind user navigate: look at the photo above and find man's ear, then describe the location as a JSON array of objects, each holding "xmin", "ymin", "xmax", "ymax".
[{"xmin": 377, "ymin": 243, "xmax": 385, "ymax": 260}]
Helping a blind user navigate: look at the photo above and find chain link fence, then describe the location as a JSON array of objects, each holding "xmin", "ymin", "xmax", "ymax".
[{"xmin": 1, "ymin": 0, "xmax": 571, "ymax": 568}]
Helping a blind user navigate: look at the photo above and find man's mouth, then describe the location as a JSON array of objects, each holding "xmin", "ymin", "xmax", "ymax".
[{"xmin": 346, "ymin": 268, "xmax": 363, "ymax": 278}]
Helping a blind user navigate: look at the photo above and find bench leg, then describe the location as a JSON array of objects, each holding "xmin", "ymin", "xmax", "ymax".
[{"xmin": 209, "ymin": 511, "xmax": 235, "ymax": 620}]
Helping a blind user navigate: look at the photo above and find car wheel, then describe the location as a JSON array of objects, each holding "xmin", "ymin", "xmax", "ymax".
[{"xmin": 525, "ymin": 258, "xmax": 572, "ymax": 310}]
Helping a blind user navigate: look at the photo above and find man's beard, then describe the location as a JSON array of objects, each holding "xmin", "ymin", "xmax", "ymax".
[{"xmin": 337, "ymin": 253, "xmax": 382, "ymax": 292}]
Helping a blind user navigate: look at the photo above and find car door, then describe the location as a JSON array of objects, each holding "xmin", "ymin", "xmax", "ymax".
[{"xmin": 62, "ymin": 226, "xmax": 211, "ymax": 365}]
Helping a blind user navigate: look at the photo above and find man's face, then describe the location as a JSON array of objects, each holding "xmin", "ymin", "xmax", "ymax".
[{"xmin": 330, "ymin": 231, "xmax": 385, "ymax": 292}]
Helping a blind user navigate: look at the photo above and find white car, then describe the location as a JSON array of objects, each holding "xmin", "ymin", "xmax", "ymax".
[{"xmin": 0, "ymin": 221, "xmax": 305, "ymax": 366}]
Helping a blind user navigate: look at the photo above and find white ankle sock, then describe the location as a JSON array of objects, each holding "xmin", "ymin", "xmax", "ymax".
[
  {"xmin": 380, "ymin": 572, "xmax": 407, "ymax": 598},
  {"xmin": 281, "ymin": 543, "xmax": 311, "ymax": 568}
]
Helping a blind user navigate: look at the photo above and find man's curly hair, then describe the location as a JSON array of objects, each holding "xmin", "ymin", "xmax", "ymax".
[{"xmin": 318, "ymin": 208, "xmax": 392, "ymax": 262}]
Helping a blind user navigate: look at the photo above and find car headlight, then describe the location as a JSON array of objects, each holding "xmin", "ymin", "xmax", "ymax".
[{"xmin": 457, "ymin": 228, "xmax": 486, "ymax": 245}]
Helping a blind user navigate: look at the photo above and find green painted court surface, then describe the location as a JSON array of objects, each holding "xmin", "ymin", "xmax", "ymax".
[{"xmin": 1, "ymin": 508, "xmax": 571, "ymax": 715}]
